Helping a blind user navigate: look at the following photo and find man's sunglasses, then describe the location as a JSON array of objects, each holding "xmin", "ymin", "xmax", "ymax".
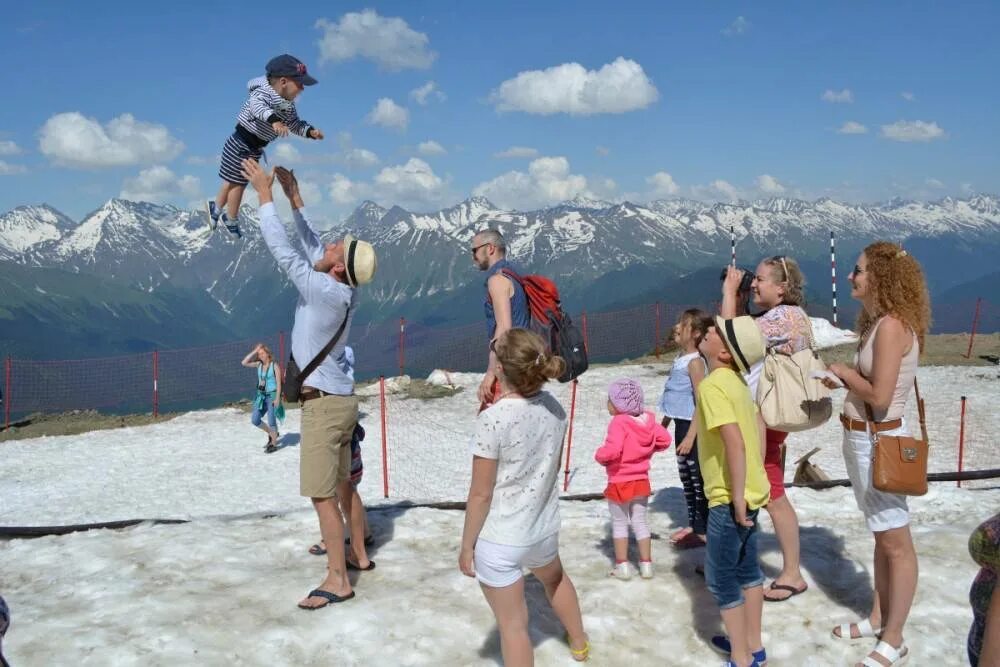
[{"xmin": 470, "ymin": 243, "xmax": 492, "ymax": 255}]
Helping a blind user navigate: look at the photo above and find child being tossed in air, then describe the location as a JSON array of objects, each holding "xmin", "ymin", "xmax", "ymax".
[
  {"xmin": 207, "ymin": 54, "xmax": 324, "ymax": 237},
  {"xmin": 595, "ymin": 378, "xmax": 672, "ymax": 580}
]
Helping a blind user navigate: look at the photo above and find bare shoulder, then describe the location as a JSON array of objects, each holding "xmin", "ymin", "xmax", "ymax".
[{"xmin": 487, "ymin": 272, "xmax": 513, "ymax": 294}]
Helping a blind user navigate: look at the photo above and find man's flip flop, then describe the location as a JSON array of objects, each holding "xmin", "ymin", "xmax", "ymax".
[
  {"xmin": 308, "ymin": 542, "xmax": 327, "ymax": 556},
  {"xmin": 763, "ymin": 581, "xmax": 808, "ymax": 602},
  {"xmin": 346, "ymin": 560, "xmax": 376, "ymax": 571},
  {"xmin": 298, "ymin": 589, "xmax": 355, "ymax": 610}
]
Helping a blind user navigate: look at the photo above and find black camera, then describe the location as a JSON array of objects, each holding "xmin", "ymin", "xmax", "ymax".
[{"xmin": 720, "ymin": 266, "xmax": 754, "ymax": 292}]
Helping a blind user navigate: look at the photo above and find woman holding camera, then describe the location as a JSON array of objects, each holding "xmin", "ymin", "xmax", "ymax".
[
  {"xmin": 241, "ymin": 342, "xmax": 283, "ymax": 453},
  {"xmin": 721, "ymin": 256, "xmax": 812, "ymax": 603}
]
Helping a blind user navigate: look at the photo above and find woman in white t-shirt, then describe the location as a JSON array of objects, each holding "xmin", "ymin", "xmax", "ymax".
[{"xmin": 460, "ymin": 328, "xmax": 590, "ymax": 664}]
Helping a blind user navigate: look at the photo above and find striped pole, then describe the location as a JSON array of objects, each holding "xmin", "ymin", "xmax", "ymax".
[
  {"xmin": 830, "ymin": 231, "xmax": 838, "ymax": 326},
  {"xmin": 152, "ymin": 350, "xmax": 159, "ymax": 418},
  {"xmin": 730, "ymin": 225, "xmax": 736, "ymax": 266}
]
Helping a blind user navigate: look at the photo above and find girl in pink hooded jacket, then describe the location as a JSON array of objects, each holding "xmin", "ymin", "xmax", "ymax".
[{"xmin": 596, "ymin": 378, "xmax": 672, "ymax": 580}]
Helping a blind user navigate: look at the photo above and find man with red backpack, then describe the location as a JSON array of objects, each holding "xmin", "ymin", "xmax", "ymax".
[{"xmin": 471, "ymin": 229, "xmax": 531, "ymax": 408}]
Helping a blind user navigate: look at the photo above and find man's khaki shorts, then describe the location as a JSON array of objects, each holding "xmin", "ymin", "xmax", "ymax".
[{"xmin": 300, "ymin": 394, "xmax": 359, "ymax": 499}]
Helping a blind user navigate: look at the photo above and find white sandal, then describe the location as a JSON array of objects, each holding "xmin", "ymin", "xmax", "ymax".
[
  {"xmin": 832, "ymin": 618, "xmax": 882, "ymax": 642},
  {"xmin": 859, "ymin": 640, "xmax": 908, "ymax": 666}
]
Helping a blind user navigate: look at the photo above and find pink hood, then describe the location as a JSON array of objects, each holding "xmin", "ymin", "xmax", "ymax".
[{"xmin": 594, "ymin": 411, "xmax": 672, "ymax": 483}]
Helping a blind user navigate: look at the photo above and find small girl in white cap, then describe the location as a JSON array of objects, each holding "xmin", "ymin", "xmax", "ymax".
[{"xmin": 595, "ymin": 378, "xmax": 672, "ymax": 579}]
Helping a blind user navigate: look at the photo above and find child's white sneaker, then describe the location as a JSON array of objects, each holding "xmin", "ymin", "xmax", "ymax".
[
  {"xmin": 639, "ymin": 561, "xmax": 654, "ymax": 579},
  {"xmin": 205, "ymin": 200, "xmax": 221, "ymax": 231},
  {"xmin": 609, "ymin": 562, "xmax": 634, "ymax": 580},
  {"xmin": 220, "ymin": 211, "xmax": 242, "ymax": 238}
]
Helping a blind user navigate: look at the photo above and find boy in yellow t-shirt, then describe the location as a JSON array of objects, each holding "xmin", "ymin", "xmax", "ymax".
[{"xmin": 696, "ymin": 316, "xmax": 769, "ymax": 667}]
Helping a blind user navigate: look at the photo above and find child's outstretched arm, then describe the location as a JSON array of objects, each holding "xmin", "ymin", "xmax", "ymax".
[
  {"xmin": 719, "ymin": 422, "xmax": 753, "ymax": 527},
  {"xmin": 594, "ymin": 419, "xmax": 625, "ymax": 465}
]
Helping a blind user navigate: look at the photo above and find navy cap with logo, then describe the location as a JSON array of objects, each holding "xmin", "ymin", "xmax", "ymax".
[{"xmin": 265, "ymin": 54, "xmax": 318, "ymax": 86}]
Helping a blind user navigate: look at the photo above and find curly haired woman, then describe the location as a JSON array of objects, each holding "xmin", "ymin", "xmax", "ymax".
[{"xmin": 821, "ymin": 241, "xmax": 931, "ymax": 667}]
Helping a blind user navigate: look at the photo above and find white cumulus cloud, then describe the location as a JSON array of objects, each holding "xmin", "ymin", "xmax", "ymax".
[
  {"xmin": 329, "ymin": 174, "xmax": 367, "ymax": 205},
  {"xmin": 0, "ymin": 140, "xmax": 21, "ymax": 155},
  {"xmin": 646, "ymin": 171, "xmax": 680, "ymax": 198},
  {"xmin": 901, "ymin": 91, "xmax": 916, "ymax": 102},
  {"xmin": 365, "ymin": 98, "xmax": 409, "ymax": 132},
  {"xmin": 272, "ymin": 143, "xmax": 301, "ymax": 163},
  {"xmin": 0, "ymin": 160, "xmax": 27, "ymax": 175},
  {"xmin": 315, "ymin": 10, "xmax": 436, "ymax": 71},
  {"xmin": 410, "ymin": 81, "xmax": 445, "ymax": 105},
  {"xmin": 756, "ymin": 174, "xmax": 786, "ymax": 194},
  {"xmin": 120, "ymin": 165, "xmax": 199, "ymax": 204},
  {"xmin": 837, "ymin": 121, "xmax": 868, "ymax": 135},
  {"xmin": 925, "ymin": 178, "xmax": 944, "ymax": 189},
  {"xmin": 494, "ymin": 146, "xmax": 539, "ymax": 159},
  {"xmin": 341, "ymin": 148, "xmax": 380, "ymax": 170},
  {"xmin": 473, "ymin": 156, "xmax": 589, "ymax": 210},
  {"xmin": 327, "ymin": 159, "xmax": 448, "ymax": 209},
  {"xmin": 821, "ymin": 89, "xmax": 854, "ymax": 104},
  {"xmin": 417, "ymin": 140, "xmax": 446, "ymax": 156},
  {"xmin": 491, "ymin": 57, "xmax": 659, "ymax": 115},
  {"xmin": 722, "ymin": 16, "xmax": 750, "ymax": 36},
  {"xmin": 39, "ymin": 112, "xmax": 184, "ymax": 168},
  {"xmin": 880, "ymin": 120, "xmax": 946, "ymax": 142},
  {"xmin": 692, "ymin": 179, "xmax": 741, "ymax": 202},
  {"xmin": 373, "ymin": 158, "xmax": 446, "ymax": 208}
]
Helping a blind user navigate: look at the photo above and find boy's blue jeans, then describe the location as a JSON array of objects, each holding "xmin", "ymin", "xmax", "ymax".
[{"xmin": 705, "ymin": 504, "xmax": 764, "ymax": 609}]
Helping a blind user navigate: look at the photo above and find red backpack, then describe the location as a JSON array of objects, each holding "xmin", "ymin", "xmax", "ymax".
[{"xmin": 491, "ymin": 268, "xmax": 589, "ymax": 382}]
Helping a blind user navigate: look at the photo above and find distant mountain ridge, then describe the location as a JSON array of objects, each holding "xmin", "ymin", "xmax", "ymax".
[{"xmin": 1, "ymin": 194, "xmax": 998, "ymax": 358}]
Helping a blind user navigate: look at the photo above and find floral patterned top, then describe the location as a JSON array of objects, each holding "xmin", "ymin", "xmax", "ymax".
[
  {"xmin": 755, "ymin": 304, "xmax": 812, "ymax": 355},
  {"xmin": 746, "ymin": 304, "xmax": 812, "ymax": 397},
  {"xmin": 969, "ymin": 512, "xmax": 1000, "ymax": 666}
]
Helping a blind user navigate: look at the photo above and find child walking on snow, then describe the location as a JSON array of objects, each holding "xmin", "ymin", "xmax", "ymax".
[
  {"xmin": 595, "ymin": 378, "xmax": 672, "ymax": 580},
  {"xmin": 207, "ymin": 54, "xmax": 324, "ymax": 237},
  {"xmin": 659, "ymin": 309, "xmax": 711, "ymax": 549}
]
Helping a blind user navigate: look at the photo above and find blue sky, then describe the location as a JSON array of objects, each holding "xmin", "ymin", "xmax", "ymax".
[{"xmin": 1, "ymin": 1, "xmax": 998, "ymax": 221}]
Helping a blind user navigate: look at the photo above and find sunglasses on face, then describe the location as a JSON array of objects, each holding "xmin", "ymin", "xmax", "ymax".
[
  {"xmin": 490, "ymin": 338, "xmax": 498, "ymax": 354},
  {"xmin": 470, "ymin": 243, "xmax": 491, "ymax": 255}
]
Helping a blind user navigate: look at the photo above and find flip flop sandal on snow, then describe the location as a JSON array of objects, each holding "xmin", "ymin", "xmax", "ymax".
[
  {"xmin": 763, "ymin": 581, "xmax": 808, "ymax": 602},
  {"xmin": 346, "ymin": 559, "xmax": 376, "ymax": 571},
  {"xmin": 297, "ymin": 589, "xmax": 355, "ymax": 610},
  {"xmin": 308, "ymin": 542, "xmax": 327, "ymax": 556},
  {"xmin": 673, "ymin": 532, "xmax": 707, "ymax": 550},
  {"xmin": 832, "ymin": 618, "xmax": 883, "ymax": 642}
]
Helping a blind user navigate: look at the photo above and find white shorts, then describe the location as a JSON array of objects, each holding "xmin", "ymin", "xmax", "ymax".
[
  {"xmin": 841, "ymin": 422, "xmax": 911, "ymax": 533},
  {"xmin": 474, "ymin": 533, "xmax": 560, "ymax": 588}
]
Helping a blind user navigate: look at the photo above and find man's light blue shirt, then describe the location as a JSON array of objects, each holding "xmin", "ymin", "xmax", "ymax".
[{"xmin": 259, "ymin": 202, "xmax": 355, "ymax": 395}]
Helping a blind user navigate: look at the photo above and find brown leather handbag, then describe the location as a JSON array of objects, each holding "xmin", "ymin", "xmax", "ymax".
[{"xmin": 865, "ymin": 380, "xmax": 929, "ymax": 496}]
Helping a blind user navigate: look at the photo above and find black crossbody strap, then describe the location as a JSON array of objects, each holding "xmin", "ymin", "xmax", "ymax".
[{"xmin": 296, "ymin": 306, "xmax": 352, "ymax": 382}]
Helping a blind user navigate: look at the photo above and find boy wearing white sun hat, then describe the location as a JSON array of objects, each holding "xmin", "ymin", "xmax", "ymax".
[{"xmin": 696, "ymin": 316, "xmax": 770, "ymax": 667}]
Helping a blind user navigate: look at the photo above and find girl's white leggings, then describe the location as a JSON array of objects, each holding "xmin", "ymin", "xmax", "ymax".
[{"xmin": 608, "ymin": 496, "xmax": 650, "ymax": 540}]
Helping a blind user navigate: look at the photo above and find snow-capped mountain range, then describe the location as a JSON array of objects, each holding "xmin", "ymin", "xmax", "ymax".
[{"xmin": 1, "ymin": 194, "xmax": 998, "ymax": 357}]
